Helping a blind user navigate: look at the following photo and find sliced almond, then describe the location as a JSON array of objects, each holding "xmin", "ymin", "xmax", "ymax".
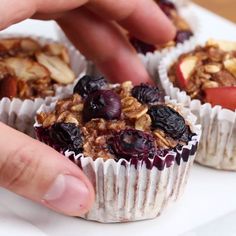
[
  {"xmin": 204, "ymin": 64, "xmax": 221, "ymax": 74},
  {"xmin": 202, "ymin": 81, "xmax": 219, "ymax": 89},
  {"xmin": 36, "ymin": 52, "xmax": 75, "ymax": 84},
  {"xmin": 135, "ymin": 114, "xmax": 151, "ymax": 131},
  {"xmin": 0, "ymin": 62, "xmax": 13, "ymax": 79},
  {"xmin": 0, "ymin": 38, "xmax": 20, "ymax": 50},
  {"xmin": 4, "ymin": 57, "xmax": 50, "ymax": 81},
  {"xmin": 207, "ymin": 39, "xmax": 236, "ymax": 52},
  {"xmin": 44, "ymin": 43, "xmax": 70, "ymax": 64},
  {"xmin": 0, "ymin": 38, "xmax": 40, "ymax": 51},
  {"xmin": 223, "ymin": 58, "xmax": 236, "ymax": 77},
  {"xmin": 20, "ymin": 38, "xmax": 41, "ymax": 53}
]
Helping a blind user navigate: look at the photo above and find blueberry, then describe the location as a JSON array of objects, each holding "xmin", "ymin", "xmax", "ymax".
[
  {"xmin": 132, "ymin": 83, "xmax": 162, "ymax": 105},
  {"xmin": 73, "ymin": 75, "xmax": 107, "ymax": 98},
  {"xmin": 179, "ymin": 126, "xmax": 195, "ymax": 143},
  {"xmin": 158, "ymin": 0, "xmax": 176, "ymax": 17},
  {"xmin": 129, "ymin": 37, "xmax": 156, "ymax": 54},
  {"xmin": 83, "ymin": 90, "xmax": 121, "ymax": 122},
  {"xmin": 175, "ymin": 30, "xmax": 193, "ymax": 44},
  {"xmin": 49, "ymin": 122, "xmax": 83, "ymax": 154},
  {"xmin": 109, "ymin": 129, "xmax": 156, "ymax": 161},
  {"xmin": 148, "ymin": 105, "xmax": 187, "ymax": 139}
]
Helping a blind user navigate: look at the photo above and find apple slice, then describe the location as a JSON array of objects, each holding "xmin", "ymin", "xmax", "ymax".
[
  {"xmin": 207, "ymin": 39, "xmax": 236, "ymax": 52},
  {"xmin": 175, "ymin": 55, "xmax": 198, "ymax": 89},
  {"xmin": 224, "ymin": 58, "xmax": 236, "ymax": 77},
  {"xmin": 0, "ymin": 75, "xmax": 17, "ymax": 99},
  {"xmin": 204, "ymin": 87, "xmax": 236, "ymax": 110}
]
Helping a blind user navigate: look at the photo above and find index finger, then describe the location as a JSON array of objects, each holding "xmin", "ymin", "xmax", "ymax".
[
  {"xmin": 87, "ymin": 0, "xmax": 176, "ymax": 44},
  {"xmin": 0, "ymin": 0, "xmax": 88, "ymax": 30}
]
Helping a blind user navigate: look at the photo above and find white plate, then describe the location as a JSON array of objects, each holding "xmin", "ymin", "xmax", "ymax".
[{"xmin": 1, "ymin": 3, "xmax": 236, "ymax": 236}]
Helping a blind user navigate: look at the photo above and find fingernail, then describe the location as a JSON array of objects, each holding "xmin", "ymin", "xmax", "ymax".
[{"xmin": 43, "ymin": 174, "xmax": 90, "ymax": 215}]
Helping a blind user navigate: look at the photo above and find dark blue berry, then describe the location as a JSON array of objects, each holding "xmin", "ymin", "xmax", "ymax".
[
  {"xmin": 132, "ymin": 83, "xmax": 162, "ymax": 105},
  {"xmin": 83, "ymin": 90, "xmax": 121, "ymax": 122},
  {"xmin": 73, "ymin": 75, "xmax": 107, "ymax": 98},
  {"xmin": 180, "ymin": 126, "xmax": 195, "ymax": 143},
  {"xmin": 109, "ymin": 129, "xmax": 156, "ymax": 161},
  {"xmin": 148, "ymin": 105, "xmax": 187, "ymax": 139},
  {"xmin": 175, "ymin": 30, "xmax": 193, "ymax": 44},
  {"xmin": 49, "ymin": 122, "xmax": 83, "ymax": 154},
  {"xmin": 129, "ymin": 37, "xmax": 156, "ymax": 54},
  {"xmin": 158, "ymin": 0, "xmax": 176, "ymax": 17}
]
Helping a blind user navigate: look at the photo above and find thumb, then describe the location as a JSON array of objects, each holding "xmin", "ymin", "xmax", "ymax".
[{"xmin": 0, "ymin": 122, "xmax": 94, "ymax": 216}]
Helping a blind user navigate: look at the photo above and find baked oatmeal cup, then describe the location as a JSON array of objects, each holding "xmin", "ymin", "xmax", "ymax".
[
  {"xmin": 0, "ymin": 34, "xmax": 86, "ymax": 136},
  {"xmin": 158, "ymin": 39, "xmax": 236, "ymax": 170},
  {"xmin": 129, "ymin": 0, "xmax": 197, "ymax": 55},
  {"xmin": 34, "ymin": 75, "xmax": 200, "ymax": 222}
]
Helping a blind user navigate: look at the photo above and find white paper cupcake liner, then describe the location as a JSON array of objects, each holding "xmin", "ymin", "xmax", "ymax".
[
  {"xmin": 157, "ymin": 40, "xmax": 236, "ymax": 170},
  {"xmin": 0, "ymin": 33, "xmax": 87, "ymax": 137},
  {"xmin": 34, "ymin": 96, "xmax": 201, "ymax": 222},
  {"xmin": 172, "ymin": 0, "xmax": 191, "ymax": 8}
]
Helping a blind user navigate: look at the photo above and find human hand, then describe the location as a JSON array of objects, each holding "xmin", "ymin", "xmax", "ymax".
[
  {"xmin": 0, "ymin": 0, "xmax": 175, "ymax": 217},
  {"xmin": 0, "ymin": 122, "xmax": 94, "ymax": 216},
  {"xmin": 1, "ymin": 0, "xmax": 176, "ymax": 84}
]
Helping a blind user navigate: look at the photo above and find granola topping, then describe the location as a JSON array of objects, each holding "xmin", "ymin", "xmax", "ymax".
[
  {"xmin": 130, "ymin": 0, "xmax": 193, "ymax": 54},
  {"xmin": 36, "ymin": 78, "xmax": 194, "ymax": 161},
  {"xmin": 0, "ymin": 37, "xmax": 75, "ymax": 99},
  {"xmin": 169, "ymin": 40, "xmax": 236, "ymax": 102}
]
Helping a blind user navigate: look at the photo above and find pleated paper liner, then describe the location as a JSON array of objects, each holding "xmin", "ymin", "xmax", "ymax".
[
  {"xmin": 157, "ymin": 40, "xmax": 236, "ymax": 170},
  {"xmin": 34, "ymin": 96, "xmax": 201, "ymax": 222},
  {"xmin": 0, "ymin": 33, "xmax": 87, "ymax": 137}
]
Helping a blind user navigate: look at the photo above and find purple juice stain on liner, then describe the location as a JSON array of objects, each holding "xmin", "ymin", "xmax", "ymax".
[
  {"xmin": 153, "ymin": 156, "xmax": 165, "ymax": 171},
  {"xmin": 190, "ymin": 142, "xmax": 198, "ymax": 155},
  {"xmin": 165, "ymin": 154, "xmax": 175, "ymax": 168},
  {"xmin": 142, "ymin": 158, "xmax": 152, "ymax": 170},
  {"xmin": 77, "ymin": 158, "xmax": 82, "ymax": 168},
  {"xmin": 130, "ymin": 158, "xmax": 138, "ymax": 169},
  {"xmin": 181, "ymin": 148, "xmax": 190, "ymax": 162},
  {"xmin": 120, "ymin": 160, "xmax": 127, "ymax": 167},
  {"xmin": 152, "ymin": 153, "xmax": 175, "ymax": 171},
  {"xmin": 175, "ymin": 144, "xmax": 183, "ymax": 165}
]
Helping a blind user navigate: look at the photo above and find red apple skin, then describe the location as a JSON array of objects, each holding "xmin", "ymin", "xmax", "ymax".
[
  {"xmin": 204, "ymin": 87, "xmax": 236, "ymax": 110},
  {"xmin": 175, "ymin": 60, "xmax": 187, "ymax": 89},
  {"xmin": 175, "ymin": 56, "xmax": 198, "ymax": 90},
  {"xmin": 0, "ymin": 75, "xmax": 17, "ymax": 99}
]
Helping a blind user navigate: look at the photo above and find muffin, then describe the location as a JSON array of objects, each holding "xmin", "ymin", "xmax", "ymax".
[
  {"xmin": 0, "ymin": 35, "xmax": 86, "ymax": 136},
  {"xmin": 129, "ymin": 0, "xmax": 194, "ymax": 55},
  {"xmin": 158, "ymin": 39, "xmax": 236, "ymax": 170},
  {"xmin": 34, "ymin": 75, "xmax": 200, "ymax": 222}
]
